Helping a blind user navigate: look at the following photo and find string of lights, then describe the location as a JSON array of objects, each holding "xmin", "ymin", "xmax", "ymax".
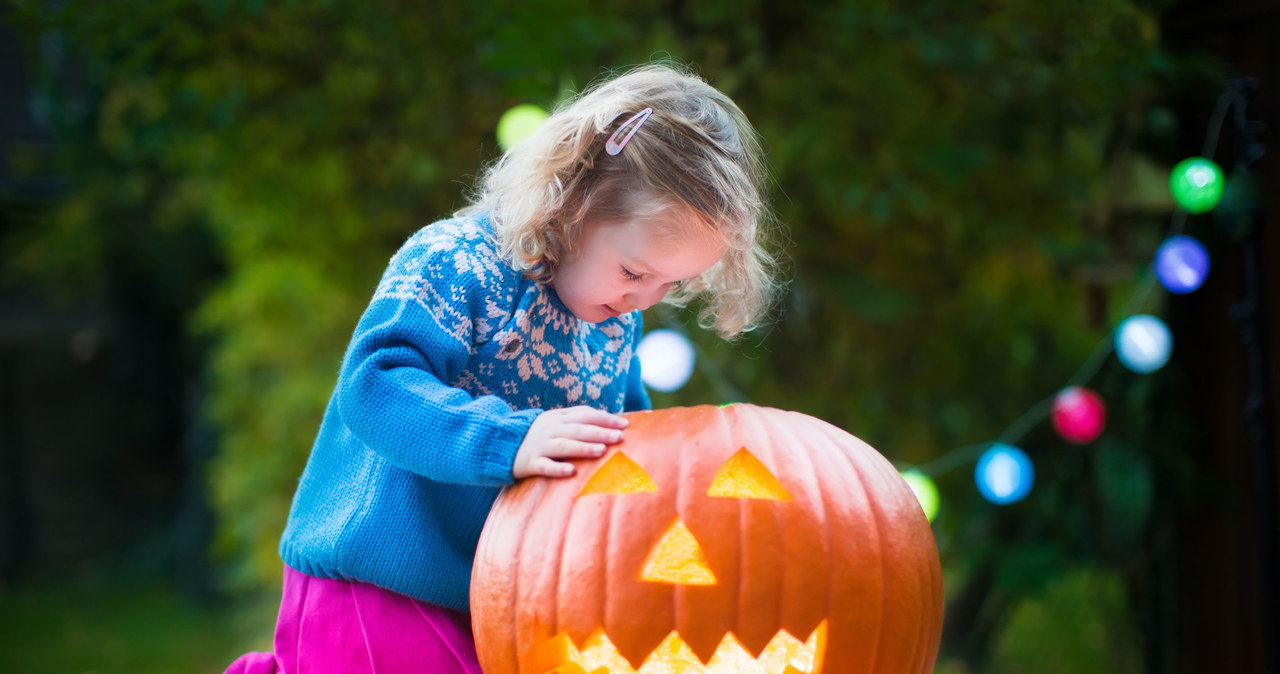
[
  {"xmin": 634, "ymin": 85, "xmax": 1237, "ymax": 522},
  {"xmin": 496, "ymin": 81, "xmax": 1248, "ymax": 522},
  {"xmin": 889, "ymin": 87, "xmax": 1235, "ymax": 520}
]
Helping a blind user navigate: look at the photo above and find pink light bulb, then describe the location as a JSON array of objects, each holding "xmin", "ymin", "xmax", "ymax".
[{"xmin": 1051, "ymin": 386, "xmax": 1107, "ymax": 444}]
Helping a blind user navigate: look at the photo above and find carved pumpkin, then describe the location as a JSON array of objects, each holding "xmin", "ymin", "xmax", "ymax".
[{"xmin": 471, "ymin": 404, "xmax": 944, "ymax": 674}]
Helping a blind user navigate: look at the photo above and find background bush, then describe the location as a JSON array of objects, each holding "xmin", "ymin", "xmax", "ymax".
[{"xmin": 6, "ymin": 1, "xmax": 1219, "ymax": 670}]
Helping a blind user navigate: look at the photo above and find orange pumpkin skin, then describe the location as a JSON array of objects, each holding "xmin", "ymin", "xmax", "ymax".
[{"xmin": 471, "ymin": 404, "xmax": 944, "ymax": 674}]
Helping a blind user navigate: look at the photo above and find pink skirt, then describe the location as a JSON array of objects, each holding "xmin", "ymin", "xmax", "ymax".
[{"xmin": 224, "ymin": 566, "xmax": 482, "ymax": 674}]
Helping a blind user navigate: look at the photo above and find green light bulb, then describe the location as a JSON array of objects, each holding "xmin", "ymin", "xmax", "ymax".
[
  {"xmin": 496, "ymin": 104, "xmax": 549, "ymax": 152},
  {"xmin": 1169, "ymin": 157, "xmax": 1225, "ymax": 214},
  {"xmin": 901, "ymin": 470, "xmax": 940, "ymax": 522}
]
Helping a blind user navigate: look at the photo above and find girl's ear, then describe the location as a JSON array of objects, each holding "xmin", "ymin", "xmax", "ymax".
[{"xmin": 544, "ymin": 228, "xmax": 566, "ymax": 260}]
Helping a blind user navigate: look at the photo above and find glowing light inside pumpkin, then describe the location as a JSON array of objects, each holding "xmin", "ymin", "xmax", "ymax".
[
  {"xmin": 641, "ymin": 520, "xmax": 716, "ymax": 585},
  {"xmin": 565, "ymin": 621, "xmax": 827, "ymax": 674},
  {"xmin": 708, "ymin": 449, "xmax": 793, "ymax": 501},
  {"xmin": 580, "ymin": 452, "xmax": 657, "ymax": 496}
]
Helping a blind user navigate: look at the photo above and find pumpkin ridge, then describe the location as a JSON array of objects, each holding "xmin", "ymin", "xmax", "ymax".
[
  {"xmin": 878, "ymin": 453, "xmax": 943, "ymax": 674},
  {"xmin": 810, "ymin": 419, "xmax": 879, "ymax": 673},
  {"xmin": 925, "ymin": 518, "xmax": 945, "ymax": 669},
  {"xmin": 522, "ymin": 479, "xmax": 549, "ymax": 647},
  {"xmin": 603, "ymin": 438, "xmax": 671, "ymax": 669},
  {"xmin": 891, "ymin": 447, "xmax": 944, "ymax": 673},
  {"xmin": 881, "ymin": 453, "xmax": 934, "ymax": 673},
  {"xmin": 717, "ymin": 404, "xmax": 750, "ymax": 661},
  {"xmin": 771, "ymin": 410, "xmax": 815, "ymax": 652},
  {"xmin": 558, "ymin": 452, "xmax": 613, "ymax": 649},
  {"xmin": 731, "ymin": 405, "xmax": 787, "ymax": 658},
  {"xmin": 776, "ymin": 410, "xmax": 827, "ymax": 660},
  {"xmin": 868, "ymin": 470, "xmax": 890, "ymax": 673},
  {"xmin": 487, "ymin": 476, "xmax": 546, "ymax": 673},
  {"xmin": 584, "ymin": 461, "xmax": 615, "ymax": 646},
  {"xmin": 543, "ymin": 462, "xmax": 572, "ymax": 641},
  {"xmin": 677, "ymin": 404, "xmax": 740, "ymax": 664},
  {"xmin": 812, "ymin": 416, "xmax": 838, "ymax": 674},
  {"xmin": 883, "ymin": 457, "xmax": 929, "ymax": 674},
  {"xmin": 909, "ymin": 523, "xmax": 932, "ymax": 674},
  {"xmin": 526, "ymin": 477, "xmax": 569, "ymax": 672},
  {"xmin": 670, "ymin": 409, "xmax": 699, "ymax": 662},
  {"xmin": 828, "ymin": 421, "xmax": 889, "ymax": 672}
]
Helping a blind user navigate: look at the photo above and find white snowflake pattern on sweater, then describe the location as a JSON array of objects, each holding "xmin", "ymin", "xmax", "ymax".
[{"xmin": 372, "ymin": 216, "xmax": 639, "ymax": 412}]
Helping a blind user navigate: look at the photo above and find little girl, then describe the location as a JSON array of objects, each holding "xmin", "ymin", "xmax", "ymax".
[{"xmin": 225, "ymin": 62, "xmax": 778, "ymax": 673}]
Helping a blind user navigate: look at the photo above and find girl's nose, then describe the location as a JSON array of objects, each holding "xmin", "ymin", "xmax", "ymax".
[{"xmin": 630, "ymin": 283, "xmax": 671, "ymax": 311}]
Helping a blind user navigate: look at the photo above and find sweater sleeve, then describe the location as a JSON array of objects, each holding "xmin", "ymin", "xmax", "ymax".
[{"xmin": 335, "ymin": 222, "xmax": 539, "ymax": 486}]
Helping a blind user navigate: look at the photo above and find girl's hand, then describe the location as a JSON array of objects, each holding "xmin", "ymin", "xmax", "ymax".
[{"xmin": 513, "ymin": 406, "xmax": 629, "ymax": 479}]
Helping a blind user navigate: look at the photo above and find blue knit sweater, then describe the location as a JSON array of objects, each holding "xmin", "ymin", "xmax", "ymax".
[{"xmin": 279, "ymin": 214, "xmax": 651, "ymax": 611}]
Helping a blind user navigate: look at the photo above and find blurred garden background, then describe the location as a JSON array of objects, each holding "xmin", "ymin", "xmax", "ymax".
[{"xmin": 1, "ymin": 0, "xmax": 1277, "ymax": 672}]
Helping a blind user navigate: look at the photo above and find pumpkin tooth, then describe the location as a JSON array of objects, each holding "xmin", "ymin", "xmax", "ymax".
[
  {"xmin": 681, "ymin": 622, "xmax": 724, "ymax": 666},
  {"xmin": 556, "ymin": 621, "xmax": 827, "ymax": 673}
]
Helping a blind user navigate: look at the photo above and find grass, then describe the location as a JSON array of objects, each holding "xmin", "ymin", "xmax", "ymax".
[{"xmin": 0, "ymin": 577, "xmax": 278, "ymax": 674}]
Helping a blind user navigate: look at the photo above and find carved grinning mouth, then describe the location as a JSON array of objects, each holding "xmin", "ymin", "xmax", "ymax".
[{"xmin": 551, "ymin": 620, "xmax": 828, "ymax": 674}]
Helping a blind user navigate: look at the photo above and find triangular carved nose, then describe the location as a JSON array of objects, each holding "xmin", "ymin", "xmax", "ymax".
[{"xmin": 641, "ymin": 519, "xmax": 716, "ymax": 585}]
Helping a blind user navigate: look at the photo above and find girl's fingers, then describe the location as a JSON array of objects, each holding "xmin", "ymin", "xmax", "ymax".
[
  {"xmin": 515, "ymin": 408, "xmax": 630, "ymax": 480},
  {"xmin": 563, "ymin": 424, "xmax": 624, "ymax": 444},
  {"xmin": 560, "ymin": 406, "xmax": 629, "ymax": 428},
  {"xmin": 531, "ymin": 456, "xmax": 575, "ymax": 478},
  {"xmin": 548, "ymin": 439, "xmax": 609, "ymax": 458}
]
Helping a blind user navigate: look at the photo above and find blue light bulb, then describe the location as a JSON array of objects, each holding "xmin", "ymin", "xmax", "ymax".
[
  {"xmin": 1155, "ymin": 235, "xmax": 1210, "ymax": 294},
  {"xmin": 975, "ymin": 444, "xmax": 1034, "ymax": 505}
]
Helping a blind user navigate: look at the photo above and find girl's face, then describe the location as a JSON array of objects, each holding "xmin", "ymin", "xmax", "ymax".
[{"xmin": 553, "ymin": 205, "xmax": 726, "ymax": 323}]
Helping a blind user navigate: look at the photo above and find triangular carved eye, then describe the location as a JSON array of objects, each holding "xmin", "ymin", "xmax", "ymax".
[
  {"xmin": 707, "ymin": 449, "xmax": 792, "ymax": 501},
  {"xmin": 579, "ymin": 452, "xmax": 657, "ymax": 496}
]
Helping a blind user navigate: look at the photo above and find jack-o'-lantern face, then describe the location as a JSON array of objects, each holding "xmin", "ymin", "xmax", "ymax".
[{"xmin": 472, "ymin": 405, "xmax": 944, "ymax": 674}]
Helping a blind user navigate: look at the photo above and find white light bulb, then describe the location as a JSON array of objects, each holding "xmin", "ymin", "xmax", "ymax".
[
  {"xmin": 636, "ymin": 329, "xmax": 696, "ymax": 392},
  {"xmin": 1115, "ymin": 315, "xmax": 1172, "ymax": 374}
]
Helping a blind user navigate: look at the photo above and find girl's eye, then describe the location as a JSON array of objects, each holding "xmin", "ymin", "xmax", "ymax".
[{"xmin": 621, "ymin": 267, "xmax": 644, "ymax": 281}]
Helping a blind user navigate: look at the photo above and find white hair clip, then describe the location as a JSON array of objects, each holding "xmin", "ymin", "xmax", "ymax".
[{"xmin": 605, "ymin": 108, "xmax": 654, "ymax": 156}]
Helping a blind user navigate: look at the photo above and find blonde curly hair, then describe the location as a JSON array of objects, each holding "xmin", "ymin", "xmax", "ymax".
[{"xmin": 459, "ymin": 63, "xmax": 781, "ymax": 338}]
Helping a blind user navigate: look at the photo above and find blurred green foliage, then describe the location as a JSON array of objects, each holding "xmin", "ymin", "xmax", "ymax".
[
  {"xmin": 8, "ymin": 0, "xmax": 1218, "ymax": 670},
  {"xmin": 989, "ymin": 565, "xmax": 1142, "ymax": 673},
  {"xmin": 0, "ymin": 577, "xmax": 271, "ymax": 674}
]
